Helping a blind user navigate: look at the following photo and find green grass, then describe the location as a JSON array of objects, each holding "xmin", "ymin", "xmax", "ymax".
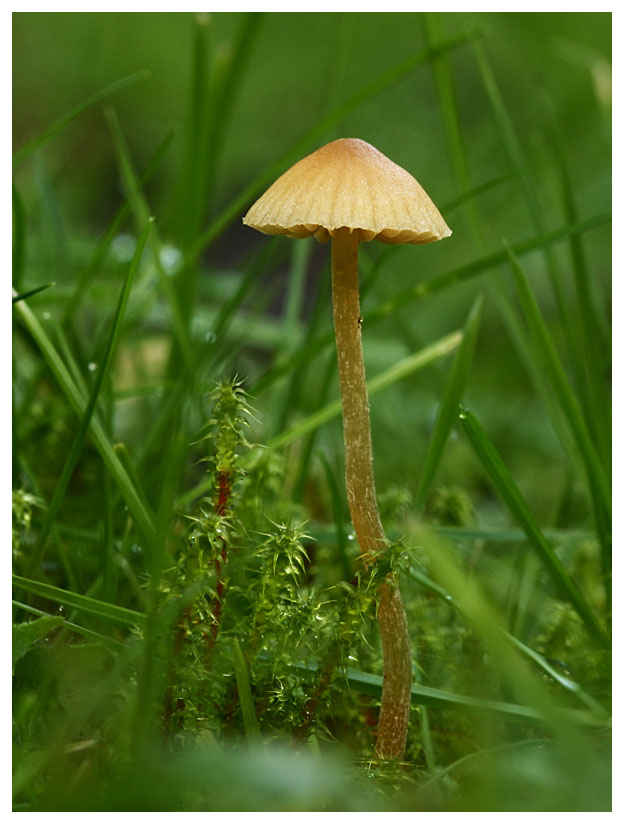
[{"xmin": 12, "ymin": 11, "xmax": 611, "ymax": 812}]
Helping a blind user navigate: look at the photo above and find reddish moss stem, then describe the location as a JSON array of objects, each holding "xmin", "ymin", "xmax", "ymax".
[
  {"xmin": 207, "ymin": 470, "xmax": 231, "ymax": 651},
  {"xmin": 331, "ymin": 229, "xmax": 412, "ymax": 760}
]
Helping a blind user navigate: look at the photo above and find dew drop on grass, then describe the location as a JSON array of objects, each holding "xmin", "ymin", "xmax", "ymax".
[
  {"xmin": 87, "ymin": 362, "xmax": 97, "ymax": 372},
  {"xmin": 347, "ymin": 533, "xmax": 355, "ymax": 542},
  {"xmin": 205, "ymin": 331, "xmax": 217, "ymax": 343}
]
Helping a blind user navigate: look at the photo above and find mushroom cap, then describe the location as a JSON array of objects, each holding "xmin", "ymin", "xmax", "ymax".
[{"xmin": 242, "ymin": 138, "xmax": 451, "ymax": 244}]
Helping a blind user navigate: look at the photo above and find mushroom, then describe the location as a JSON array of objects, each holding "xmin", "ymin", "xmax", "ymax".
[{"xmin": 243, "ymin": 137, "xmax": 451, "ymax": 760}]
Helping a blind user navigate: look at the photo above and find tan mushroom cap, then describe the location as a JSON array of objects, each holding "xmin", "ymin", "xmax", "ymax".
[{"xmin": 243, "ymin": 138, "xmax": 451, "ymax": 245}]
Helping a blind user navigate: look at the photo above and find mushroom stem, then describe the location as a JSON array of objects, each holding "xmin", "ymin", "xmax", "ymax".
[{"xmin": 331, "ymin": 228, "xmax": 412, "ymax": 761}]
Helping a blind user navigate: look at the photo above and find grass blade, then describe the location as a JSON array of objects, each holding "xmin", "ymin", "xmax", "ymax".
[
  {"xmin": 432, "ymin": 525, "xmax": 594, "ymax": 544},
  {"xmin": 416, "ymin": 295, "xmax": 483, "ymax": 511},
  {"xmin": 63, "ymin": 122, "xmax": 176, "ymax": 324},
  {"xmin": 472, "ymin": 41, "xmax": 572, "ymax": 334},
  {"xmin": 267, "ymin": 329, "xmax": 461, "ymax": 450},
  {"xmin": 13, "ymin": 615, "xmax": 65, "ymax": 673},
  {"xmin": 270, "ymin": 238, "xmax": 314, "ymax": 436},
  {"xmin": 233, "ymin": 637, "xmax": 261, "ymax": 741},
  {"xmin": 422, "ymin": 12, "xmax": 488, "ymax": 248},
  {"xmin": 105, "ymin": 107, "xmax": 193, "ymax": 367},
  {"xmin": 12, "ymin": 574, "xmax": 145, "ymax": 628},
  {"xmin": 27, "ymin": 219, "xmax": 153, "ymax": 575},
  {"xmin": 203, "ymin": 12, "xmax": 265, "ymax": 219},
  {"xmin": 13, "ymin": 601, "xmax": 125, "ymax": 649},
  {"xmin": 12, "ymin": 282, "xmax": 56, "ymax": 305},
  {"xmin": 13, "ymin": 70, "xmax": 150, "ymax": 166},
  {"xmin": 179, "ymin": 13, "xmax": 213, "ymax": 243},
  {"xmin": 293, "ymin": 353, "xmax": 336, "ymax": 501},
  {"xmin": 457, "ymin": 406, "xmax": 608, "ymax": 648},
  {"xmin": 288, "ymin": 660, "xmax": 604, "ymax": 728}
]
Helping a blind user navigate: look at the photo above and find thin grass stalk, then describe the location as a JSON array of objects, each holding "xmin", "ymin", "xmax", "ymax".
[
  {"xmin": 180, "ymin": 12, "xmax": 212, "ymax": 245},
  {"xmin": 12, "ymin": 573, "xmax": 145, "ymax": 628},
  {"xmin": 12, "ymin": 282, "xmax": 55, "ymax": 305},
  {"xmin": 62, "ymin": 123, "xmax": 176, "ymax": 325},
  {"xmin": 293, "ymin": 354, "xmax": 336, "ymax": 502},
  {"xmin": 271, "ymin": 237, "xmax": 313, "ymax": 437},
  {"xmin": 105, "ymin": 107, "xmax": 193, "ymax": 369},
  {"xmin": 415, "ymin": 295, "xmax": 483, "ymax": 511},
  {"xmin": 13, "ymin": 70, "xmax": 150, "ymax": 166},
  {"xmin": 202, "ymin": 12, "xmax": 264, "ymax": 220}
]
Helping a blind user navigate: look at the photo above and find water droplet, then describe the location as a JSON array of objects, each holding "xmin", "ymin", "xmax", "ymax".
[
  {"xmin": 204, "ymin": 331, "xmax": 217, "ymax": 343},
  {"xmin": 315, "ymin": 614, "xmax": 323, "ymax": 621},
  {"xmin": 42, "ymin": 311, "xmax": 51, "ymax": 320},
  {"xmin": 347, "ymin": 655, "xmax": 357, "ymax": 662},
  {"xmin": 131, "ymin": 544, "xmax": 142, "ymax": 556},
  {"xmin": 87, "ymin": 362, "xmax": 97, "ymax": 372},
  {"xmin": 159, "ymin": 244, "xmax": 183, "ymax": 276},
  {"xmin": 58, "ymin": 605, "xmax": 65, "ymax": 614},
  {"xmin": 347, "ymin": 533, "xmax": 355, "ymax": 542},
  {"xmin": 111, "ymin": 233, "xmax": 136, "ymax": 263}
]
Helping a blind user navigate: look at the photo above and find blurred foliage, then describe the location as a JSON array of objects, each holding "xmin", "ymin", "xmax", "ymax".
[{"xmin": 13, "ymin": 11, "xmax": 611, "ymax": 812}]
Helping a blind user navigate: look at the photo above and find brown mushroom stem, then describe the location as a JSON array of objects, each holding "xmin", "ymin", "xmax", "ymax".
[{"xmin": 331, "ymin": 228, "xmax": 412, "ymax": 760}]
